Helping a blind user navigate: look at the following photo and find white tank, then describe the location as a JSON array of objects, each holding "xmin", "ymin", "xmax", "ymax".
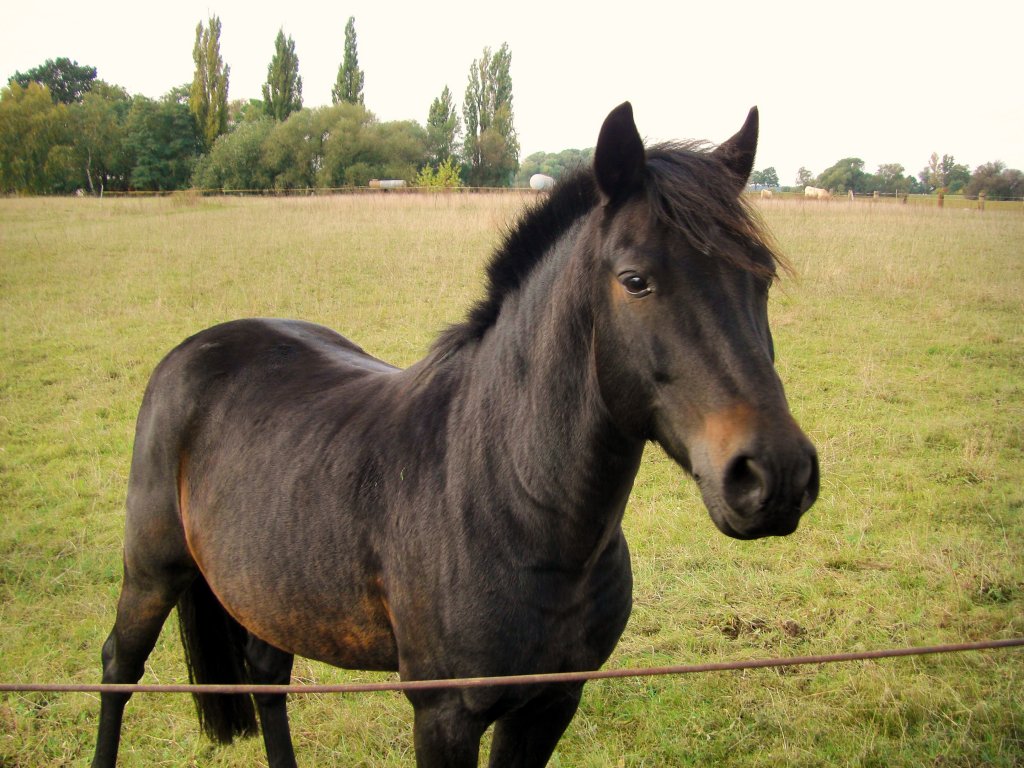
[{"xmin": 529, "ymin": 174, "xmax": 555, "ymax": 190}]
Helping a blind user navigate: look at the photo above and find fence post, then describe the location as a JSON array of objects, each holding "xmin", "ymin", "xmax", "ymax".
[
  {"xmin": 937, "ymin": 189, "xmax": 945, "ymax": 208},
  {"xmin": 978, "ymin": 191, "xmax": 986, "ymax": 211}
]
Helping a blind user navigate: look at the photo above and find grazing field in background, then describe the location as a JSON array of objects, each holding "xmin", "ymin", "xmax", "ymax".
[{"xmin": 1, "ymin": 194, "xmax": 1022, "ymax": 767}]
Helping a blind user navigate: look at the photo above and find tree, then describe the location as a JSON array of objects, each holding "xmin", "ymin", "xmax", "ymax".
[
  {"xmin": 70, "ymin": 83, "xmax": 132, "ymax": 194},
  {"xmin": 318, "ymin": 103, "xmax": 428, "ymax": 187},
  {"xmin": 750, "ymin": 167, "xmax": 779, "ymax": 188},
  {"xmin": 124, "ymin": 96, "xmax": 201, "ymax": 190},
  {"xmin": 190, "ymin": 15, "xmax": 230, "ymax": 151},
  {"xmin": 816, "ymin": 157, "xmax": 867, "ymax": 194},
  {"xmin": 0, "ymin": 82, "xmax": 72, "ymax": 193},
  {"xmin": 870, "ymin": 163, "xmax": 914, "ymax": 195},
  {"xmin": 965, "ymin": 161, "xmax": 1024, "ymax": 200},
  {"xmin": 192, "ymin": 117, "xmax": 274, "ymax": 191},
  {"xmin": 796, "ymin": 167, "xmax": 813, "ymax": 188},
  {"xmin": 261, "ymin": 105, "xmax": 337, "ymax": 189},
  {"xmin": 416, "ymin": 157, "xmax": 463, "ymax": 188},
  {"xmin": 12, "ymin": 57, "xmax": 97, "ymax": 104},
  {"xmin": 227, "ymin": 98, "xmax": 265, "ymax": 128},
  {"xmin": 426, "ymin": 85, "xmax": 460, "ymax": 168},
  {"xmin": 263, "ymin": 29, "xmax": 302, "ymax": 121},
  {"xmin": 463, "ymin": 43, "xmax": 519, "ymax": 187},
  {"xmin": 919, "ymin": 152, "xmax": 969, "ymax": 194},
  {"xmin": 332, "ymin": 17, "xmax": 364, "ymax": 105}
]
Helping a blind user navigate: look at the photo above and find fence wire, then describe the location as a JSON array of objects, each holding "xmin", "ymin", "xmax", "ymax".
[{"xmin": 1, "ymin": 638, "xmax": 1021, "ymax": 697}]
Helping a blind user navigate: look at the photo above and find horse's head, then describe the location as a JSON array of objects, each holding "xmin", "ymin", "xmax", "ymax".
[{"xmin": 588, "ymin": 102, "xmax": 818, "ymax": 539}]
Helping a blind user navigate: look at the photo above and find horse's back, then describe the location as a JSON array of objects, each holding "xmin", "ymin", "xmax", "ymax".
[{"xmin": 129, "ymin": 318, "xmax": 392, "ymax": 481}]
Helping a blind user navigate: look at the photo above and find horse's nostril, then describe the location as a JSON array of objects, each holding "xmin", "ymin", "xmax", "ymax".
[{"xmin": 723, "ymin": 455, "xmax": 768, "ymax": 517}]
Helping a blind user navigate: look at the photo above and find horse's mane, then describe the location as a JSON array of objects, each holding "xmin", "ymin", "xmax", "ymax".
[
  {"xmin": 431, "ymin": 143, "xmax": 783, "ymax": 358},
  {"xmin": 430, "ymin": 169, "xmax": 598, "ymax": 357}
]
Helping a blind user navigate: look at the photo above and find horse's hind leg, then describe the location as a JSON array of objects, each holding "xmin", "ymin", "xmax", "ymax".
[
  {"xmin": 91, "ymin": 562, "xmax": 194, "ymax": 767},
  {"xmin": 92, "ymin": 429, "xmax": 197, "ymax": 767},
  {"xmin": 245, "ymin": 635, "xmax": 298, "ymax": 768}
]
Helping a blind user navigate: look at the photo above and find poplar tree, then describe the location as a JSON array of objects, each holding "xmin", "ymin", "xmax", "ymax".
[
  {"xmin": 190, "ymin": 15, "xmax": 230, "ymax": 151},
  {"xmin": 262, "ymin": 29, "xmax": 303, "ymax": 121},
  {"xmin": 462, "ymin": 43, "xmax": 518, "ymax": 187},
  {"xmin": 332, "ymin": 17, "xmax": 365, "ymax": 105},
  {"xmin": 426, "ymin": 85, "xmax": 460, "ymax": 167}
]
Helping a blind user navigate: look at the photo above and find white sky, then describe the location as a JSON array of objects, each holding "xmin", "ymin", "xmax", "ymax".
[{"xmin": 2, "ymin": 0, "xmax": 1021, "ymax": 185}]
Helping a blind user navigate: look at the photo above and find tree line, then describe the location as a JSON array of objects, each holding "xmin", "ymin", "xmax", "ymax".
[
  {"xmin": 3, "ymin": 22, "xmax": 1020, "ymax": 199},
  {"xmin": 0, "ymin": 17, "xmax": 519, "ymax": 194},
  {"xmin": 793, "ymin": 154, "xmax": 1023, "ymax": 200},
  {"xmin": 514, "ymin": 148, "xmax": 1021, "ymax": 202}
]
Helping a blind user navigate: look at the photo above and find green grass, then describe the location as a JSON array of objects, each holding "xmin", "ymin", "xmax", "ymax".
[{"xmin": 2, "ymin": 195, "xmax": 1022, "ymax": 766}]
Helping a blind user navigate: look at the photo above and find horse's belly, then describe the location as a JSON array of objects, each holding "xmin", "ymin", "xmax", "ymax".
[{"xmin": 208, "ymin": 572, "xmax": 401, "ymax": 671}]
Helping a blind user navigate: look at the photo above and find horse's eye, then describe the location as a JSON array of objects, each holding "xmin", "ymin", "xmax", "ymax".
[{"xmin": 620, "ymin": 273, "xmax": 651, "ymax": 297}]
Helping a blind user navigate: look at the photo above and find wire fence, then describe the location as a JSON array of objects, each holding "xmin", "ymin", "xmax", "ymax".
[{"xmin": 2, "ymin": 638, "xmax": 1021, "ymax": 697}]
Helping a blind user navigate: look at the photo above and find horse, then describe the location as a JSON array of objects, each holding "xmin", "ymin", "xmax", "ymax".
[
  {"xmin": 92, "ymin": 102, "xmax": 819, "ymax": 767},
  {"xmin": 804, "ymin": 185, "xmax": 831, "ymax": 200}
]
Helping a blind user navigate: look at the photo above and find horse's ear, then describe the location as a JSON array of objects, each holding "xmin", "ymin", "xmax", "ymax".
[
  {"xmin": 594, "ymin": 102, "xmax": 646, "ymax": 202},
  {"xmin": 715, "ymin": 106, "xmax": 759, "ymax": 190}
]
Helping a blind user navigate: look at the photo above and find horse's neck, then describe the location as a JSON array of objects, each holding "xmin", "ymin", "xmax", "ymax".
[{"xmin": 454, "ymin": 235, "xmax": 644, "ymax": 558}]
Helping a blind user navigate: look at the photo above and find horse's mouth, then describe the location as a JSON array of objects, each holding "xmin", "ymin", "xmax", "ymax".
[{"xmin": 699, "ymin": 484, "xmax": 808, "ymax": 541}]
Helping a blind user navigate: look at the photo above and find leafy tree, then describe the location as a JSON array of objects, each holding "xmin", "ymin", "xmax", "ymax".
[
  {"xmin": 260, "ymin": 105, "xmax": 335, "ymax": 189},
  {"xmin": 965, "ymin": 161, "xmax": 1024, "ymax": 200},
  {"xmin": 369, "ymin": 120, "xmax": 429, "ymax": 183},
  {"xmin": 332, "ymin": 17, "xmax": 364, "ymax": 105},
  {"xmin": 192, "ymin": 117, "xmax": 274, "ymax": 191},
  {"xmin": 227, "ymin": 98, "xmax": 265, "ymax": 128},
  {"xmin": 463, "ymin": 43, "xmax": 519, "ymax": 187},
  {"xmin": 426, "ymin": 85, "xmax": 461, "ymax": 167},
  {"xmin": 867, "ymin": 162, "xmax": 914, "ymax": 195},
  {"xmin": 919, "ymin": 152, "xmax": 969, "ymax": 194},
  {"xmin": 416, "ymin": 157, "xmax": 463, "ymax": 188},
  {"xmin": 750, "ymin": 167, "xmax": 779, "ymax": 188},
  {"xmin": 263, "ymin": 29, "xmax": 302, "ymax": 121},
  {"xmin": 317, "ymin": 102, "xmax": 378, "ymax": 187},
  {"xmin": 796, "ymin": 167, "xmax": 814, "ymax": 188},
  {"xmin": 12, "ymin": 57, "xmax": 96, "ymax": 104},
  {"xmin": 70, "ymin": 83, "xmax": 132, "ymax": 193},
  {"xmin": 0, "ymin": 82, "xmax": 71, "ymax": 193},
  {"xmin": 816, "ymin": 157, "xmax": 867, "ymax": 194},
  {"xmin": 190, "ymin": 15, "xmax": 230, "ymax": 151},
  {"xmin": 124, "ymin": 96, "xmax": 200, "ymax": 190},
  {"xmin": 318, "ymin": 104, "xmax": 427, "ymax": 187},
  {"xmin": 164, "ymin": 83, "xmax": 192, "ymax": 106}
]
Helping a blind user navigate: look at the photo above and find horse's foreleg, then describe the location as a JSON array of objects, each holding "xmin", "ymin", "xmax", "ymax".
[
  {"xmin": 91, "ymin": 575, "xmax": 183, "ymax": 767},
  {"xmin": 245, "ymin": 635, "xmax": 297, "ymax": 768},
  {"xmin": 410, "ymin": 692, "xmax": 489, "ymax": 768},
  {"xmin": 487, "ymin": 684, "xmax": 583, "ymax": 768}
]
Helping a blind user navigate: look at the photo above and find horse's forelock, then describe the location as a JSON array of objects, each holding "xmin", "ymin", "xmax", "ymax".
[{"xmin": 643, "ymin": 142, "xmax": 784, "ymax": 280}]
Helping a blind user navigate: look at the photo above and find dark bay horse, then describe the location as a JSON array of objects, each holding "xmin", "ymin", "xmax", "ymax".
[{"xmin": 92, "ymin": 102, "xmax": 818, "ymax": 767}]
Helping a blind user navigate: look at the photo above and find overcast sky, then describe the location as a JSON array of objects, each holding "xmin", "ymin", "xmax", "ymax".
[{"xmin": 3, "ymin": 0, "xmax": 1021, "ymax": 185}]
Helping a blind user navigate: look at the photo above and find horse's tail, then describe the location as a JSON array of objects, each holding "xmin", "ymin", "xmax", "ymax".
[{"xmin": 177, "ymin": 574, "xmax": 258, "ymax": 744}]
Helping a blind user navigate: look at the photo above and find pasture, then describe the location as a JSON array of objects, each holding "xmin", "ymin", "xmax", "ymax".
[{"xmin": 1, "ymin": 193, "xmax": 1022, "ymax": 766}]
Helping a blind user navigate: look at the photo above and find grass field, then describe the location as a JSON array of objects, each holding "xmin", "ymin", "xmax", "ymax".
[{"xmin": 1, "ymin": 193, "xmax": 1022, "ymax": 766}]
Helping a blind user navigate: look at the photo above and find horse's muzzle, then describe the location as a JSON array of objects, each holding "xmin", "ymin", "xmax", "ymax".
[{"xmin": 711, "ymin": 438, "xmax": 819, "ymax": 540}]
